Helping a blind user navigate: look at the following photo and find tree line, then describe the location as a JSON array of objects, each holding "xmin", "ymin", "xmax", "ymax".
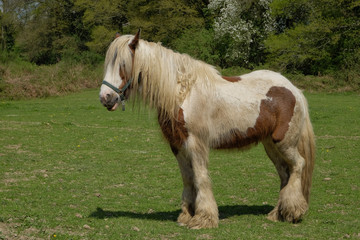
[{"xmin": 1, "ymin": 0, "xmax": 359, "ymax": 81}]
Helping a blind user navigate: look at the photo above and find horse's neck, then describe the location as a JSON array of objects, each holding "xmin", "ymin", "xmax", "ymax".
[
  {"xmin": 138, "ymin": 43, "xmax": 221, "ymax": 114},
  {"xmin": 135, "ymin": 45, "xmax": 180, "ymax": 116}
]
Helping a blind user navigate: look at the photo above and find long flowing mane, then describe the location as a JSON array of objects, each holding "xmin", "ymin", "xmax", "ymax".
[{"xmin": 105, "ymin": 35, "xmax": 222, "ymax": 119}]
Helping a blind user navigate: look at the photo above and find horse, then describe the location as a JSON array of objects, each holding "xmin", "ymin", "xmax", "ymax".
[{"xmin": 99, "ymin": 30, "xmax": 315, "ymax": 229}]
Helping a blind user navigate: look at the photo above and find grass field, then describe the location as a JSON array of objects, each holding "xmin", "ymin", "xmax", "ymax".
[{"xmin": 1, "ymin": 90, "xmax": 359, "ymax": 239}]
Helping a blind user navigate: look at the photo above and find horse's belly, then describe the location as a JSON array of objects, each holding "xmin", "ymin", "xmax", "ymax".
[
  {"xmin": 210, "ymin": 128, "xmax": 262, "ymax": 149},
  {"xmin": 207, "ymin": 99, "xmax": 265, "ymax": 149}
]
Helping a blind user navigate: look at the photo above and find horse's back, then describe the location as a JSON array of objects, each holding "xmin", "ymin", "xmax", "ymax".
[
  {"xmin": 214, "ymin": 70, "xmax": 303, "ymax": 110},
  {"xmin": 237, "ymin": 70, "xmax": 306, "ymax": 114},
  {"xmin": 239, "ymin": 70, "xmax": 299, "ymax": 93}
]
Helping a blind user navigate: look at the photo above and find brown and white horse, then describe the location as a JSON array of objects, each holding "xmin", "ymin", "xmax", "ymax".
[{"xmin": 99, "ymin": 31, "xmax": 315, "ymax": 229}]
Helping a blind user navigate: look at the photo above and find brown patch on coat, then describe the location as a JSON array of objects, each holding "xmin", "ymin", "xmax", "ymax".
[
  {"xmin": 222, "ymin": 76, "xmax": 242, "ymax": 82},
  {"xmin": 118, "ymin": 65, "xmax": 131, "ymax": 99},
  {"xmin": 119, "ymin": 63, "xmax": 136, "ymax": 99},
  {"xmin": 119, "ymin": 65, "xmax": 127, "ymax": 89},
  {"xmin": 215, "ymin": 86, "xmax": 296, "ymax": 149},
  {"xmin": 267, "ymin": 86, "xmax": 296, "ymax": 142},
  {"xmin": 158, "ymin": 108, "xmax": 189, "ymax": 155}
]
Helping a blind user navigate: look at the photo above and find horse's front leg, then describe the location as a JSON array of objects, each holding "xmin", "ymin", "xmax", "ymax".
[
  {"xmin": 174, "ymin": 147, "xmax": 196, "ymax": 227},
  {"xmin": 184, "ymin": 135, "xmax": 219, "ymax": 229}
]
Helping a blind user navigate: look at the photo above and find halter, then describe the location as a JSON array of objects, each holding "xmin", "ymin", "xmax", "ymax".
[
  {"xmin": 102, "ymin": 46, "xmax": 139, "ymax": 111},
  {"xmin": 102, "ymin": 74, "xmax": 141, "ymax": 111}
]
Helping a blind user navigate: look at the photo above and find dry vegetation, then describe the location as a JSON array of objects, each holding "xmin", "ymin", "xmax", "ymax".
[{"xmin": 0, "ymin": 59, "xmax": 103, "ymax": 100}]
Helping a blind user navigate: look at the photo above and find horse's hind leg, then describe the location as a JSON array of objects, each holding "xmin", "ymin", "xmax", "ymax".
[
  {"xmin": 263, "ymin": 139, "xmax": 308, "ymax": 222},
  {"xmin": 174, "ymin": 147, "xmax": 196, "ymax": 227},
  {"xmin": 263, "ymin": 138, "xmax": 290, "ymax": 191},
  {"xmin": 263, "ymin": 139, "xmax": 289, "ymax": 222},
  {"xmin": 278, "ymin": 145, "xmax": 308, "ymax": 222}
]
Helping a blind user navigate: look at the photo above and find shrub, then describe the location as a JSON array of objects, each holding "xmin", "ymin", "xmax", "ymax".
[{"xmin": 172, "ymin": 28, "xmax": 219, "ymax": 66}]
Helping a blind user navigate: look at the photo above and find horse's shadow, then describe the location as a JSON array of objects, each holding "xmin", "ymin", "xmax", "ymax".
[{"xmin": 89, "ymin": 205, "xmax": 273, "ymax": 222}]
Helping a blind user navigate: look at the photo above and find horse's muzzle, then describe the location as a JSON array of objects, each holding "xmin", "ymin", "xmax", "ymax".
[{"xmin": 100, "ymin": 93, "xmax": 119, "ymax": 111}]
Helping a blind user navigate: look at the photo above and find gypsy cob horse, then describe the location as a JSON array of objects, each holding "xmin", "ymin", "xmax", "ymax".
[{"xmin": 99, "ymin": 31, "xmax": 315, "ymax": 229}]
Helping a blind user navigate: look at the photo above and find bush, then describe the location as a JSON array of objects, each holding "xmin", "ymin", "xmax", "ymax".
[
  {"xmin": 208, "ymin": 0, "xmax": 274, "ymax": 68},
  {"xmin": 86, "ymin": 26, "xmax": 116, "ymax": 55},
  {"xmin": 220, "ymin": 66, "xmax": 251, "ymax": 76},
  {"xmin": 172, "ymin": 28, "xmax": 220, "ymax": 66},
  {"xmin": 266, "ymin": 0, "xmax": 360, "ymax": 85},
  {"xmin": 62, "ymin": 50, "xmax": 104, "ymax": 67},
  {"xmin": 0, "ymin": 50, "xmax": 21, "ymax": 63},
  {"xmin": 0, "ymin": 57, "xmax": 103, "ymax": 100}
]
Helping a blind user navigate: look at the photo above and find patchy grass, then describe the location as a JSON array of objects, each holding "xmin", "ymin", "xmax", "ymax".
[{"xmin": 0, "ymin": 90, "xmax": 359, "ymax": 239}]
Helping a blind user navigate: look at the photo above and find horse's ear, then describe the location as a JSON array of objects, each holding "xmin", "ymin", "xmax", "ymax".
[{"xmin": 129, "ymin": 29, "xmax": 141, "ymax": 52}]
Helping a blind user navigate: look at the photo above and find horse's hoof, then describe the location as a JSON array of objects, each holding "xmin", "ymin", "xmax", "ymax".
[
  {"xmin": 267, "ymin": 207, "xmax": 280, "ymax": 222},
  {"xmin": 177, "ymin": 212, "xmax": 192, "ymax": 227},
  {"xmin": 187, "ymin": 214, "xmax": 219, "ymax": 229}
]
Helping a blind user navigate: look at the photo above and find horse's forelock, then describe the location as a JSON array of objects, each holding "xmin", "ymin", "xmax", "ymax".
[
  {"xmin": 104, "ymin": 35, "xmax": 135, "ymax": 78},
  {"xmin": 111, "ymin": 49, "xmax": 118, "ymax": 67}
]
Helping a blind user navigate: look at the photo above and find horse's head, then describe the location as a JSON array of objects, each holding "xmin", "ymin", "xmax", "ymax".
[{"xmin": 99, "ymin": 30, "xmax": 140, "ymax": 111}]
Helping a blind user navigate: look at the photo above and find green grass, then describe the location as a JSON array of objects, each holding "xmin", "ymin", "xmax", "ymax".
[{"xmin": 0, "ymin": 90, "xmax": 359, "ymax": 239}]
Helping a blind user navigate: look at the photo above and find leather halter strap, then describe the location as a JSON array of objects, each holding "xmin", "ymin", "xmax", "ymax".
[
  {"xmin": 102, "ymin": 73, "xmax": 141, "ymax": 111},
  {"xmin": 102, "ymin": 78, "xmax": 132, "ymax": 101},
  {"xmin": 101, "ymin": 47, "xmax": 140, "ymax": 111}
]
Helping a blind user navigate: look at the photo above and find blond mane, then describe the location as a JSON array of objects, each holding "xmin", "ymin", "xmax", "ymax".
[{"xmin": 105, "ymin": 35, "xmax": 222, "ymax": 120}]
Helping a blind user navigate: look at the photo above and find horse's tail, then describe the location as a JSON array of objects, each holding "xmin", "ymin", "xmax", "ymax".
[{"xmin": 298, "ymin": 99, "xmax": 315, "ymax": 203}]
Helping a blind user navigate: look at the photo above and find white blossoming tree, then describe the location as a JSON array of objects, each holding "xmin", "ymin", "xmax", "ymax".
[{"xmin": 208, "ymin": 0, "xmax": 274, "ymax": 67}]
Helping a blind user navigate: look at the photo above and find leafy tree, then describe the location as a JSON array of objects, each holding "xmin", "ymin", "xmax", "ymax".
[
  {"xmin": 266, "ymin": 0, "xmax": 360, "ymax": 80},
  {"xmin": 18, "ymin": 0, "xmax": 88, "ymax": 64},
  {"xmin": 208, "ymin": 0, "xmax": 274, "ymax": 68},
  {"xmin": 270, "ymin": 0, "xmax": 312, "ymax": 34},
  {"xmin": 126, "ymin": 0, "xmax": 204, "ymax": 46},
  {"xmin": 172, "ymin": 28, "xmax": 219, "ymax": 65},
  {"xmin": 1, "ymin": 0, "xmax": 21, "ymax": 51},
  {"xmin": 74, "ymin": 0, "xmax": 127, "ymax": 54},
  {"xmin": 1, "ymin": 0, "xmax": 46, "ymax": 53},
  {"xmin": 184, "ymin": 0, "xmax": 212, "ymax": 28}
]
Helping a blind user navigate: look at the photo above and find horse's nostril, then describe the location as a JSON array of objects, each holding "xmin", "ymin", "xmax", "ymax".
[
  {"xmin": 106, "ymin": 93, "xmax": 111, "ymax": 100},
  {"xmin": 115, "ymin": 97, "xmax": 119, "ymax": 102},
  {"xmin": 100, "ymin": 95, "xmax": 106, "ymax": 105}
]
